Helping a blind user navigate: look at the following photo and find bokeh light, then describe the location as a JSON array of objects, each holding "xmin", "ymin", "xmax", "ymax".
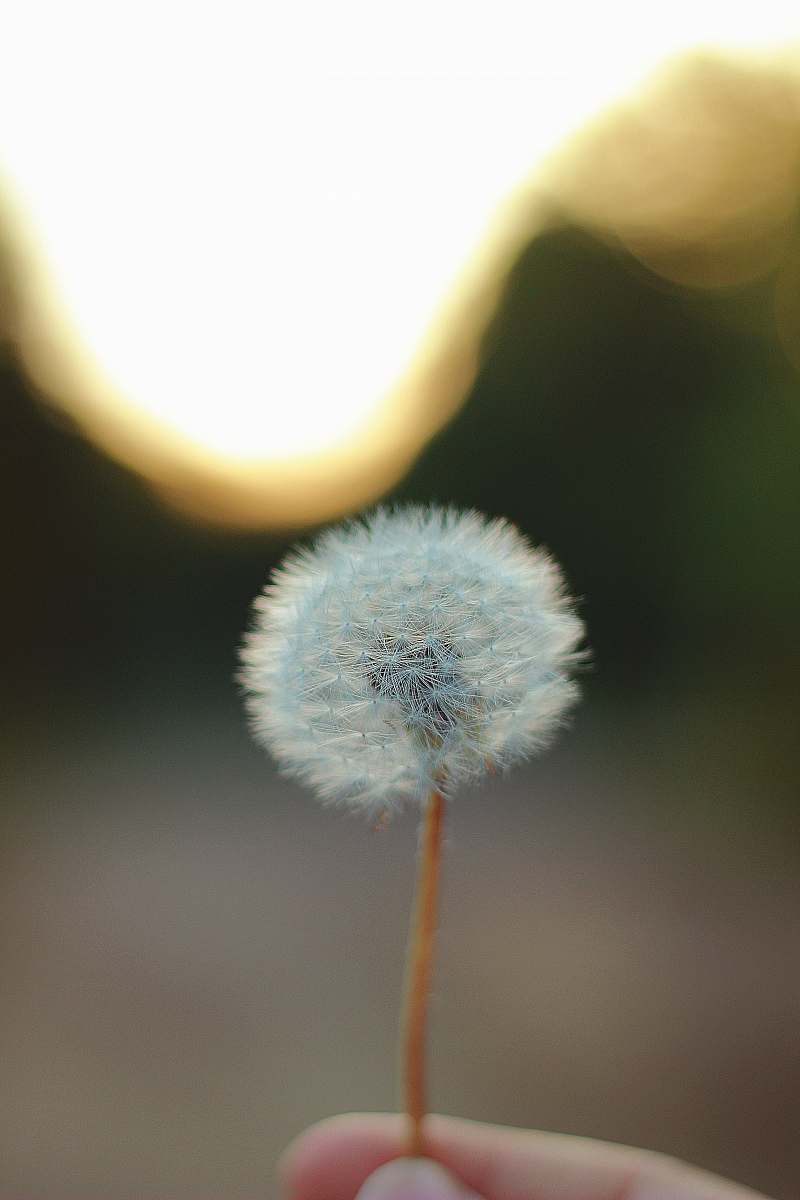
[
  {"xmin": 1, "ymin": 4, "xmax": 798, "ymax": 525},
  {"xmin": 545, "ymin": 49, "xmax": 800, "ymax": 288}
]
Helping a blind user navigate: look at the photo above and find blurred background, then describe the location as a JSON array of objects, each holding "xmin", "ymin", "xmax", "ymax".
[{"xmin": 2, "ymin": 6, "xmax": 800, "ymax": 1199}]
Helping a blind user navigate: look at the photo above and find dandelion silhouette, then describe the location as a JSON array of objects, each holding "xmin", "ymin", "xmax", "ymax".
[{"xmin": 240, "ymin": 505, "xmax": 584, "ymax": 1156}]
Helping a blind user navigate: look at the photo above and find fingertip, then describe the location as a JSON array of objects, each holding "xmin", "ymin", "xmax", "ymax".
[
  {"xmin": 354, "ymin": 1157, "xmax": 483, "ymax": 1200},
  {"xmin": 280, "ymin": 1113, "xmax": 404, "ymax": 1200}
]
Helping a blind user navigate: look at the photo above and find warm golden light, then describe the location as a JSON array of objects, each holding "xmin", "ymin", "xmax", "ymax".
[
  {"xmin": 1, "ymin": 4, "xmax": 797, "ymax": 524},
  {"xmin": 545, "ymin": 50, "xmax": 800, "ymax": 288}
]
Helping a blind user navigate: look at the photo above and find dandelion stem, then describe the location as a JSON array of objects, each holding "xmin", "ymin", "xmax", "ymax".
[{"xmin": 401, "ymin": 785, "xmax": 445, "ymax": 1158}]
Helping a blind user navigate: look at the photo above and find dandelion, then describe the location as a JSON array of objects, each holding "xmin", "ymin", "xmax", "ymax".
[
  {"xmin": 240, "ymin": 506, "xmax": 583, "ymax": 812},
  {"xmin": 239, "ymin": 505, "xmax": 584, "ymax": 1157}
]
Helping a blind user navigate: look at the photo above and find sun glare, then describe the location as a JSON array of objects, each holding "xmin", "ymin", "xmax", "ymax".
[{"xmin": 1, "ymin": 2, "xmax": 797, "ymax": 524}]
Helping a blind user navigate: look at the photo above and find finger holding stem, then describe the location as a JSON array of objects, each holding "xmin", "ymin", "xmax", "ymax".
[{"xmin": 402, "ymin": 785, "xmax": 446, "ymax": 1158}]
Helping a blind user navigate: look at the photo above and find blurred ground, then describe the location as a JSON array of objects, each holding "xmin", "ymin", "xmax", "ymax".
[{"xmin": 1, "ymin": 686, "xmax": 798, "ymax": 1199}]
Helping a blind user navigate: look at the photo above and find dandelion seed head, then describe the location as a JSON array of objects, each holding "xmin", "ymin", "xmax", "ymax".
[{"xmin": 239, "ymin": 506, "xmax": 584, "ymax": 814}]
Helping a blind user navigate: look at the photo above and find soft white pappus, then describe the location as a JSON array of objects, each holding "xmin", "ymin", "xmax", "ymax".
[{"xmin": 239, "ymin": 506, "xmax": 584, "ymax": 815}]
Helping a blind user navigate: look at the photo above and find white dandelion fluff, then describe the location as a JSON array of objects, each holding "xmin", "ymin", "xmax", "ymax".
[{"xmin": 239, "ymin": 505, "xmax": 584, "ymax": 814}]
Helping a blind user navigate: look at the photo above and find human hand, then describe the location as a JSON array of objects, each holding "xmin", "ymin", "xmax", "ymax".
[{"xmin": 281, "ymin": 1113, "xmax": 772, "ymax": 1200}]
